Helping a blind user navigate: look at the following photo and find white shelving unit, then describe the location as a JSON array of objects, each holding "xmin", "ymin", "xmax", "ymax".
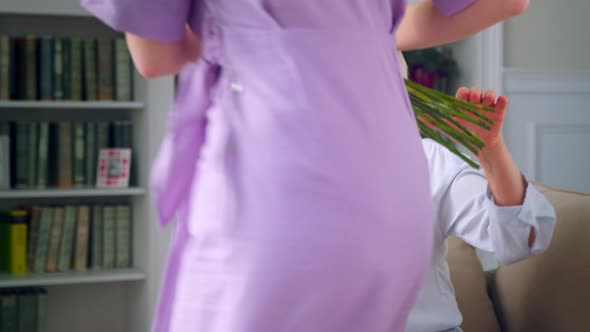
[{"xmin": 0, "ymin": 2, "xmax": 175, "ymax": 332}]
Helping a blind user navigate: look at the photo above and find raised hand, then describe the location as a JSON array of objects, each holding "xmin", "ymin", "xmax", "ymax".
[{"xmin": 455, "ymin": 87, "xmax": 507, "ymax": 155}]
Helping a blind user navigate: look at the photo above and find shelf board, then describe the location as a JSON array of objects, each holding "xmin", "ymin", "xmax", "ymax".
[
  {"xmin": 0, "ymin": 187, "xmax": 146, "ymax": 199},
  {"xmin": 0, "ymin": 268, "xmax": 145, "ymax": 288},
  {"xmin": 0, "ymin": 101, "xmax": 144, "ymax": 110}
]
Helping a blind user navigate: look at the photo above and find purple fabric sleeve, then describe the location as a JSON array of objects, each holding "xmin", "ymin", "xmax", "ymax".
[
  {"xmin": 81, "ymin": 0, "xmax": 191, "ymax": 41},
  {"xmin": 432, "ymin": 0, "xmax": 476, "ymax": 16}
]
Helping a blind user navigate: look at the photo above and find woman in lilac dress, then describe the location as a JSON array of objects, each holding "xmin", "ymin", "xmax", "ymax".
[{"xmin": 82, "ymin": 0, "xmax": 528, "ymax": 331}]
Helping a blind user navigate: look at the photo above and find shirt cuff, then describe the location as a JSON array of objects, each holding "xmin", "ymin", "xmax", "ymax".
[
  {"xmin": 432, "ymin": 0, "xmax": 476, "ymax": 16},
  {"xmin": 486, "ymin": 179, "xmax": 538, "ymax": 227},
  {"xmin": 81, "ymin": 0, "xmax": 188, "ymax": 42}
]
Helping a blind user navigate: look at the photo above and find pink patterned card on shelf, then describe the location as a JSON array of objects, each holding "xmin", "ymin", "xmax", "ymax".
[{"xmin": 96, "ymin": 148, "xmax": 131, "ymax": 188}]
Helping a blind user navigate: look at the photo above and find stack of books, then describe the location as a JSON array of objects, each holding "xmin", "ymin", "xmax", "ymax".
[{"xmin": 0, "ymin": 35, "xmax": 133, "ymax": 101}]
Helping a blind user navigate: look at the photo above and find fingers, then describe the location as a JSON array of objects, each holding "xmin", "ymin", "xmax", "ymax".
[
  {"xmin": 495, "ymin": 95, "xmax": 508, "ymax": 112},
  {"xmin": 482, "ymin": 89, "xmax": 496, "ymax": 107},
  {"xmin": 456, "ymin": 87, "xmax": 470, "ymax": 101},
  {"xmin": 469, "ymin": 87, "xmax": 483, "ymax": 104}
]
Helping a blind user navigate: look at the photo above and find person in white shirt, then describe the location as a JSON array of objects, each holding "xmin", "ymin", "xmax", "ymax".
[{"xmin": 406, "ymin": 86, "xmax": 557, "ymax": 332}]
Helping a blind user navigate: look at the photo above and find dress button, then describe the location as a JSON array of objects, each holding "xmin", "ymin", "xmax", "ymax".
[{"xmin": 230, "ymin": 82, "xmax": 244, "ymax": 93}]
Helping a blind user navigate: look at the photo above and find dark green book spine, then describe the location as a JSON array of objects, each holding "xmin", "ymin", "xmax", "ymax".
[
  {"xmin": 9, "ymin": 37, "xmax": 17, "ymax": 100},
  {"xmin": 62, "ymin": 38, "xmax": 71, "ymax": 100},
  {"xmin": 38, "ymin": 37, "xmax": 53, "ymax": 100},
  {"xmin": 17, "ymin": 290, "xmax": 37, "ymax": 332},
  {"xmin": 36, "ymin": 288, "xmax": 47, "ymax": 332},
  {"xmin": 45, "ymin": 207, "xmax": 64, "ymax": 272},
  {"xmin": 33, "ymin": 208, "xmax": 53, "ymax": 273},
  {"xmin": 96, "ymin": 121, "xmax": 110, "ymax": 151},
  {"xmin": 14, "ymin": 36, "xmax": 38, "ymax": 100},
  {"xmin": 96, "ymin": 38, "xmax": 113, "ymax": 100},
  {"xmin": 0, "ymin": 121, "xmax": 10, "ymax": 189},
  {"xmin": 114, "ymin": 38, "xmax": 132, "ymax": 101},
  {"xmin": 115, "ymin": 205, "xmax": 131, "ymax": 268},
  {"xmin": 72, "ymin": 122, "xmax": 86, "ymax": 186},
  {"xmin": 0, "ymin": 35, "xmax": 10, "ymax": 100},
  {"xmin": 82, "ymin": 38, "xmax": 97, "ymax": 101},
  {"xmin": 1, "ymin": 292, "xmax": 18, "ymax": 332},
  {"xmin": 57, "ymin": 206, "xmax": 77, "ymax": 271},
  {"xmin": 27, "ymin": 207, "xmax": 41, "ymax": 271},
  {"xmin": 26, "ymin": 122, "xmax": 39, "ymax": 188},
  {"xmin": 56, "ymin": 122, "xmax": 72, "ymax": 188},
  {"xmin": 69, "ymin": 38, "xmax": 82, "ymax": 101},
  {"xmin": 85, "ymin": 122, "xmax": 97, "ymax": 186},
  {"xmin": 53, "ymin": 38, "xmax": 64, "ymax": 100},
  {"xmin": 102, "ymin": 206, "xmax": 115, "ymax": 269},
  {"xmin": 90, "ymin": 205, "xmax": 103, "ymax": 269},
  {"xmin": 36, "ymin": 122, "xmax": 50, "ymax": 188},
  {"xmin": 15, "ymin": 122, "xmax": 29, "ymax": 188}
]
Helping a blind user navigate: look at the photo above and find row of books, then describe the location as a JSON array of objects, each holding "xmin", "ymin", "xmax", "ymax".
[
  {"xmin": 0, "ymin": 205, "xmax": 132, "ymax": 275},
  {"xmin": 0, "ymin": 288, "xmax": 47, "ymax": 332},
  {"xmin": 0, "ymin": 35, "xmax": 133, "ymax": 101},
  {"xmin": 0, "ymin": 120, "xmax": 133, "ymax": 189}
]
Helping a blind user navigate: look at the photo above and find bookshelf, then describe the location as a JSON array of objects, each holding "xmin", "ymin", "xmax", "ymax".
[{"xmin": 0, "ymin": 3, "xmax": 174, "ymax": 332}]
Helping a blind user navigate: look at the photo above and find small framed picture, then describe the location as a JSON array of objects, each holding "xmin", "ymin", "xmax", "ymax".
[{"xmin": 96, "ymin": 148, "xmax": 132, "ymax": 188}]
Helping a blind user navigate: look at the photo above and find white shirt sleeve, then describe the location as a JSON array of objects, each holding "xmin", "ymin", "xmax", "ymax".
[{"xmin": 434, "ymin": 146, "xmax": 556, "ymax": 265}]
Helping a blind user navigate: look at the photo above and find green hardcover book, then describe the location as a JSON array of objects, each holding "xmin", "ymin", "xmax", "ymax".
[
  {"xmin": 56, "ymin": 122, "xmax": 72, "ymax": 188},
  {"xmin": 73, "ymin": 205, "xmax": 90, "ymax": 271},
  {"xmin": 0, "ymin": 35, "xmax": 10, "ymax": 100},
  {"xmin": 36, "ymin": 288, "xmax": 47, "ymax": 332},
  {"xmin": 57, "ymin": 206, "xmax": 77, "ymax": 271},
  {"xmin": 115, "ymin": 205, "xmax": 131, "ymax": 268},
  {"xmin": 25, "ymin": 37, "xmax": 38, "ymax": 100},
  {"xmin": 62, "ymin": 38, "xmax": 71, "ymax": 100},
  {"xmin": 33, "ymin": 207, "xmax": 53, "ymax": 273},
  {"xmin": 36, "ymin": 122, "xmax": 50, "ymax": 188},
  {"xmin": 14, "ymin": 121, "xmax": 29, "ymax": 188},
  {"xmin": 38, "ymin": 37, "xmax": 53, "ymax": 101},
  {"xmin": 45, "ymin": 207, "xmax": 64, "ymax": 273},
  {"xmin": 0, "ymin": 292, "xmax": 18, "ymax": 332},
  {"xmin": 114, "ymin": 38, "xmax": 132, "ymax": 101},
  {"xmin": 96, "ymin": 38, "xmax": 113, "ymax": 100},
  {"xmin": 69, "ymin": 38, "xmax": 82, "ymax": 101},
  {"xmin": 112, "ymin": 120, "xmax": 133, "ymax": 148},
  {"xmin": 27, "ymin": 207, "xmax": 41, "ymax": 271},
  {"xmin": 17, "ymin": 289, "xmax": 37, "ymax": 332},
  {"xmin": 102, "ymin": 206, "xmax": 115, "ymax": 269},
  {"xmin": 90, "ymin": 205, "xmax": 103, "ymax": 269},
  {"xmin": 26, "ymin": 122, "xmax": 39, "ymax": 188},
  {"xmin": 0, "ymin": 121, "xmax": 10, "ymax": 189},
  {"xmin": 15, "ymin": 36, "xmax": 38, "ymax": 100},
  {"xmin": 82, "ymin": 38, "xmax": 97, "ymax": 101},
  {"xmin": 52, "ymin": 38, "xmax": 64, "ymax": 100},
  {"xmin": 9, "ymin": 37, "xmax": 17, "ymax": 100},
  {"xmin": 72, "ymin": 122, "xmax": 86, "ymax": 186},
  {"xmin": 96, "ymin": 121, "xmax": 110, "ymax": 149},
  {"xmin": 85, "ymin": 122, "xmax": 97, "ymax": 186}
]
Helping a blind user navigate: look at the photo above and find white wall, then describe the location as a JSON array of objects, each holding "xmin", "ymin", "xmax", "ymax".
[{"xmin": 504, "ymin": 0, "xmax": 590, "ymax": 69}]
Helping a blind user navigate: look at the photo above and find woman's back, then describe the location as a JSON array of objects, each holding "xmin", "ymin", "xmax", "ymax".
[{"xmin": 81, "ymin": 0, "xmax": 481, "ymax": 331}]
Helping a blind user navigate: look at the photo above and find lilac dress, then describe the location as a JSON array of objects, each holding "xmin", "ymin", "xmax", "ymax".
[{"xmin": 82, "ymin": 0, "xmax": 474, "ymax": 331}]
